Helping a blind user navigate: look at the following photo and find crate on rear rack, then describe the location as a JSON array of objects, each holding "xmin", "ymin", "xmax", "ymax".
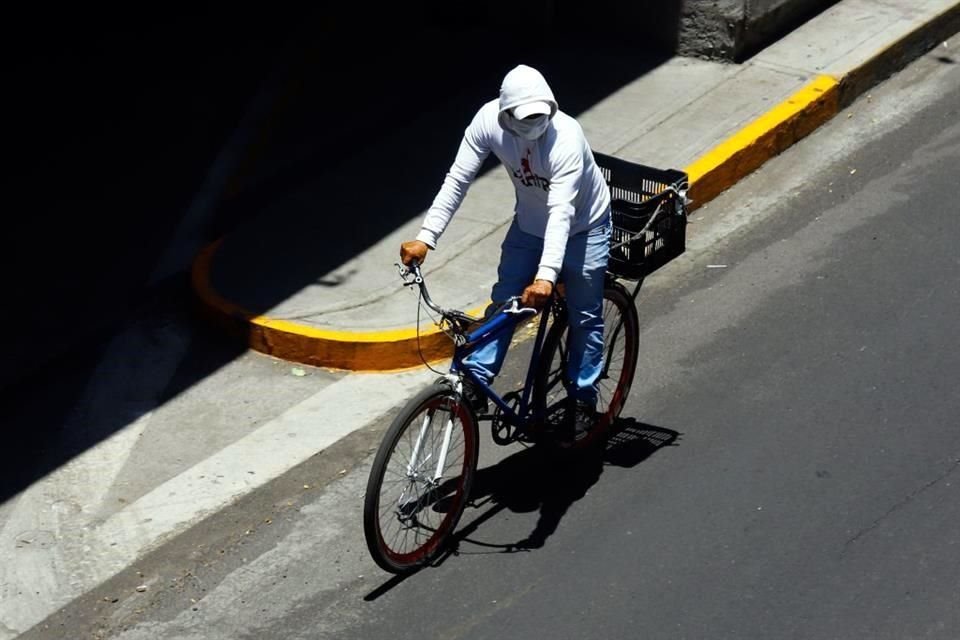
[{"xmin": 594, "ymin": 151, "xmax": 690, "ymax": 280}]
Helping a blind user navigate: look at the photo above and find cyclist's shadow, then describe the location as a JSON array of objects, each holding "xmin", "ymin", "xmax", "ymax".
[{"xmin": 441, "ymin": 417, "xmax": 681, "ymax": 558}]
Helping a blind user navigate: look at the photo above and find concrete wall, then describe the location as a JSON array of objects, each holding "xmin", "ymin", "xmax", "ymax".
[{"xmin": 677, "ymin": 0, "xmax": 840, "ymax": 61}]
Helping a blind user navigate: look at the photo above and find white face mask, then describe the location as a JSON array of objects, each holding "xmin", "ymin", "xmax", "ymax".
[{"xmin": 512, "ymin": 115, "xmax": 550, "ymax": 141}]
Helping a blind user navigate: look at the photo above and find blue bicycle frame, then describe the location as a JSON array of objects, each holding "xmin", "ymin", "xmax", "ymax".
[{"xmin": 449, "ymin": 296, "xmax": 557, "ymax": 428}]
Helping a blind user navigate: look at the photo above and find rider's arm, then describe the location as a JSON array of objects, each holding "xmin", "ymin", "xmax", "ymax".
[
  {"xmin": 535, "ymin": 143, "xmax": 583, "ymax": 284},
  {"xmin": 416, "ymin": 106, "xmax": 494, "ymax": 249}
]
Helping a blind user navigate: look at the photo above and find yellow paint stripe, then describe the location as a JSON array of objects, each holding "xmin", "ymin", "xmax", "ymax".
[
  {"xmin": 685, "ymin": 74, "xmax": 840, "ymax": 206},
  {"xmin": 250, "ymin": 317, "xmax": 436, "ymax": 343},
  {"xmin": 191, "ymin": 239, "xmax": 488, "ymax": 370},
  {"xmin": 249, "ymin": 307, "xmax": 489, "ymax": 343}
]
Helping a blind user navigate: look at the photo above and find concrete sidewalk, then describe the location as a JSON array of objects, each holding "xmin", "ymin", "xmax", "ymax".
[{"xmin": 192, "ymin": 0, "xmax": 960, "ymax": 371}]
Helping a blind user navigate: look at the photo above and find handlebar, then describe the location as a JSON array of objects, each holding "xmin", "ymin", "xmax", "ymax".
[
  {"xmin": 397, "ymin": 260, "xmax": 446, "ymax": 317},
  {"xmin": 396, "ymin": 260, "xmax": 538, "ymax": 339}
]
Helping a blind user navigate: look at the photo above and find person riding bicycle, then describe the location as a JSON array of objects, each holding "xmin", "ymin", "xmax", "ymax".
[{"xmin": 400, "ymin": 63, "xmax": 612, "ymax": 440}]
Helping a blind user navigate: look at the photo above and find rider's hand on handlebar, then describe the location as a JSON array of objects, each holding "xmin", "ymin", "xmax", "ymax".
[
  {"xmin": 400, "ymin": 240, "xmax": 429, "ymax": 267},
  {"xmin": 520, "ymin": 279, "xmax": 553, "ymax": 310}
]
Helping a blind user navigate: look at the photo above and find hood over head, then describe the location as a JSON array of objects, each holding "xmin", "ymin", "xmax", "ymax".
[{"xmin": 497, "ymin": 64, "xmax": 559, "ymax": 136}]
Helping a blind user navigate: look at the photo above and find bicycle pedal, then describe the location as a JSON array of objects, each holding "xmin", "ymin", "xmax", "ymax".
[{"xmin": 491, "ymin": 422, "xmax": 517, "ymax": 445}]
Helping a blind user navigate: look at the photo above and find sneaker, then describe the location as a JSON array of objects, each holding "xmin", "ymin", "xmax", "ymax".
[
  {"xmin": 461, "ymin": 377, "xmax": 489, "ymax": 414},
  {"xmin": 571, "ymin": 399, "xmax": 597, "ymax": 438},
  {"xmin": 555, "ymin": 398, "xmax": 596, "ymax": 447}
]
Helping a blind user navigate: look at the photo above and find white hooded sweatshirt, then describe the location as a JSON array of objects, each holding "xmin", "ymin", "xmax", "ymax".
[{"xmin": 415, "ymin": 64, "xmax": 611, "ymax": 284}]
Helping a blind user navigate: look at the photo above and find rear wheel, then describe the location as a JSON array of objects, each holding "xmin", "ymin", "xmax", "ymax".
[
  {"xmin": 363, "ymin": 384, "xmax": 479, "ymax": 574},
  {"xmin": 533, "ymin": 280, "xmax": 640, "ymax": 448}
]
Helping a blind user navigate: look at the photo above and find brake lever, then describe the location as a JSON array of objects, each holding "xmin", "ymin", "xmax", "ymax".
[
  {"xmin": 502, "ymin": 297, "xmax": 538, "ymax": 316},
  {"xmin": 395, "ymin": 262, "xmax": 421, "ymax": 286}
]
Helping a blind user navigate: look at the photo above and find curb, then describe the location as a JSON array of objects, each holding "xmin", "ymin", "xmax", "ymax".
[
  {"xmin": 191, "ymin": 240, "xmax": 465, "ymax": 371},
  {"xmin": 836, "ymin": 2, "xmax": 960, "ymax": 109},
  {"xmin": 685, "ymin": 74, "xmax": 839, "ymax": 207},
  {"xmin": 687, "ymin": 0, "xmax": 960, "ymax": 208},
  {"xmin": 190, "ymin": 12, "xmax": 957, "ymax": 372}
]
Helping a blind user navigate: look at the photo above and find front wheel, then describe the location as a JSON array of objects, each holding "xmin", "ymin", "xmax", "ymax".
[
  {"xmin": 363, "ymin": 384, "xmax": 479, "ymax": 574},
  {"xmin": 532, "ymin": 280, "xmax": 640, "ymax": 448}
]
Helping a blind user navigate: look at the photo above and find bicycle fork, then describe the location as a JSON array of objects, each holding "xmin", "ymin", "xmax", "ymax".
[
  {"xmin": 407, "ymin": 407, "xmax": 455, "ymax": 484},
  {"xmin": 395, "ymin": 404, "xmax": 456, "ymax": 522}
]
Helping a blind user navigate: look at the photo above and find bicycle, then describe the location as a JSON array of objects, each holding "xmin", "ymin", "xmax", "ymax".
[{"xmin": 363, "ymin": 152, "xmax": 689, "ymax": 574}]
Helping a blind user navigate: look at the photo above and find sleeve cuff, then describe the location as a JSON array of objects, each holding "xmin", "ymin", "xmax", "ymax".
[
  {"xmin": 535, "ymin": 266, "xmax": 559, "ymax": 284},
  {"xmin": 415, "ymin": 228, "xmax": 439, "ymax": 249}
]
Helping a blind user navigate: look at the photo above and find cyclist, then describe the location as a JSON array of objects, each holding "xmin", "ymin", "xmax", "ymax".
[{"xmin": 400, "ymin": 63, "xmax": 612, "ymax": 441}]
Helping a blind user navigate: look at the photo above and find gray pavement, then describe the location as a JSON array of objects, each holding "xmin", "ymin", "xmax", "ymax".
[{"xmin": 1, "ymin": 1, "xmax": 958, "ymax": 637}]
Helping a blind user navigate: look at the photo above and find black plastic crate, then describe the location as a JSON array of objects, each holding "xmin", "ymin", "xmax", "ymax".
[{"xmin": 594, "ymin": 151, "xmax": 690, "ymax": 280}]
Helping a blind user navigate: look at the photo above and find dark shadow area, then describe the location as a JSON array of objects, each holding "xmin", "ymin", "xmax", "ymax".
[
  {"xmin": 0, "ymin": 6, "xmax": 675, "ymax": 502},
  {"xmin": 1, "ymin": 5, "xmax": 290, "ymax": 501},
  {"xmin": 0, "ymin": 278, "xmax": 250, "ymax": 505},
  {"xmin": 2, "ymin": 7, "xmax": 295, "ymax": 392}
]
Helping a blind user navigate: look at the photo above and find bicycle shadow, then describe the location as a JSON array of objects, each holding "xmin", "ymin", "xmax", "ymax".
[
  {"xmin": 362, "ymin": 416, "xmax": 680, "ymax": 601},
  {"xmin": 445, "ymin": 416, "xmax": 681, "ymax": 556}
]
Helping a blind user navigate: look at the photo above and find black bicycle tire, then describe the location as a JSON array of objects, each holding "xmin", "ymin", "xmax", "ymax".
[
  {"xmin": 363, "ymin": 383, "xmax": 479, "ymax": 574},
  {"xmin": 532, "ymin": 281, "xmax": 640, "ymax": 447}
]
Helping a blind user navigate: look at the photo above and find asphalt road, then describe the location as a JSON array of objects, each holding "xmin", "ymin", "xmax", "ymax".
[{"xmin": 18, "ymin": 46, "xmax": 960, "ymax": 640}]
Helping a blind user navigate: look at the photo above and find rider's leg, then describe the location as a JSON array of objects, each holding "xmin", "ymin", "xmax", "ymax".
[
  {"xmin": 461, "ymin": 218, "xmax": 540, "ymax": 386},
  {"xmin": 559, "ymin": 215, "xmax": 612, "ymax": 406}
]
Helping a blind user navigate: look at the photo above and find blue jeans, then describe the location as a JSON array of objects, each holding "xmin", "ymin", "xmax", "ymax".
[{"xmin": 462, "ymin": 214, "xmax": 611, "ymax": 404}]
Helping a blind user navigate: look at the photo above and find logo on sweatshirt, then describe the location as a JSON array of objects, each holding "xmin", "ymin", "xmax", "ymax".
[{"xmin": 513, "ymin": 149, "xmax": 550, "ymax": 191}]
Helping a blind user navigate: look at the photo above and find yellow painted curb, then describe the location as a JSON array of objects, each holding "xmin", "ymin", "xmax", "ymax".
[
  {"xmin": 191, "ymin": 239, "xmax": 486, "ymax": 371},
  {"xmin": 685, "ymin": 74, "xmax": 840, "ymax": 207},
  {"xmin": 193, "ymin": 74, "xmax": 843, "ymax": 372}
]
